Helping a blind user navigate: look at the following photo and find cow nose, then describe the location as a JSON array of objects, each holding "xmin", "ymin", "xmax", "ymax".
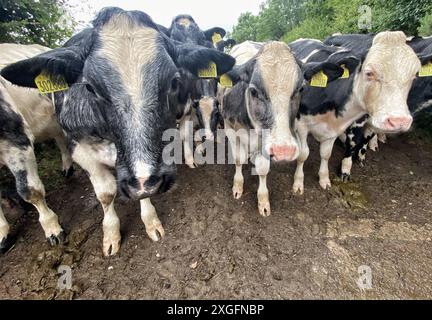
[
  {"xmin": 384, "ymin": 116, "xmax": 413, "ymax": 132},
  {"xmin": 269, "ymin": 145, "xmax": 298, "ymax": 162},
  {"xmin": 123, "ymin": 176, "xmax": 163, "ymax": 200}
]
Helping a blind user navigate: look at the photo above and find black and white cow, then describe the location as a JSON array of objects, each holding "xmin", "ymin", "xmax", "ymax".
[
  {"xmin": 1, "ymin": 7, "xmax": 235, "ymax": 256},
  {"xmin": 166, "ymin": 14, "xmax": 227, "ymax": 167},
  {"xmin": 325, "ymin": 33, "xmax": 432, "ymax": 178},
  {"xmin": 168, "ymin": 14, "xmax": 235, "ymax": 52},
  {"xmin": 0, "ymin": 44, "xmax": 74, "ymax": 253},
  {"xmin": 221, "ymin": 41, "xmax": 344, "ymax": 216},
  {"xmin": 289, "ymin": 31, "xmax": 420, "ymax": 192}
]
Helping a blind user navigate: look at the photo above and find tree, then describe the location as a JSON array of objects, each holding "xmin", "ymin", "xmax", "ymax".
[
  {"xmin": 232, "ymin": 12, "xmax": 260, "ymax": 43},
  {"xmin": 368, "ymin": 0, "xmax": 432, "ymax": 36},
  {"xmin": 418, "ymin": 11, "xmax": 432, "ymax": 36},
  {"xmin": 0, "ymin": 0, "xmax": 76, "ymax": 47}
]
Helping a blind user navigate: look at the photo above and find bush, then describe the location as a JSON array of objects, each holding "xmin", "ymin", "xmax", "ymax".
[
  {"xmin": 418, "ymin": 11, "xmax": 432, "ymax": 36},
  {"xmin": 282, "ymin": 18, "xmax": 332, "ymax": 43}
]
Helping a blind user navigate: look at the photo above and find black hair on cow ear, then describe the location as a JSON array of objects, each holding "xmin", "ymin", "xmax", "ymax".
[
  {"xmin": 216, "ymin": 39, "xmax": 237, "ymax": 52},
  {"xmin": 419, "ymin": 53, "xmax": 432, "ymax": 65},
  {"xmin": 203, "ymin": 27, "xmax": 227, "ymax": 41},
  {"xmin": 302, "ymin": 61, "xmax": 344, "ymax": 83},
  {"xmin": 226, "ymin": 59, "xmax": 256, "ymax": 85},
  {"xmin": 174, "ymin": 44, "xmax": 235, "ymax": 77},
  {"xmin": 1, "ymin": 47, "xmax": 86, "ymax": 88},
  {"xmin": 333, "ymin": 55, "xmax": 361, "ymax": 75}
]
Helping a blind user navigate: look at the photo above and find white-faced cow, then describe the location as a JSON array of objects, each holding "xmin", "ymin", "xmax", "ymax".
[
  {"xmin": 324, "ymin": 33, "xmax": 432, "ymax": 179},
  {"xmin": 1, "ymin": 7, "xmax": 235, "ymax": 256},
  {"xmin": 221, "ymin": 41, "xmax": 344, "ymax": 216},
  {"xmin": 289, "ymin": 31, "xmax": 420, "ymax": 192},
  {"xmin": 0, "ymin": 44, "xmax": 74, "ymax": 253}
]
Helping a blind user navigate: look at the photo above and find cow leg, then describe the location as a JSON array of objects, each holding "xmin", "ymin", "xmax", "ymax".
[
  {"xmin": 377, "ymin": 133, "xmax": 387, "ymax": 144},
  {"xmin": 4, "ymin": 146, "xmax": 64, "ymax": 245},
  {"xmin": 368, "ymin": 134, "xmax": 379, "ymax": 152},
  {"xmin": 54, "ymin": 135, "xmax": 74, "ymax": 177},
  {"xmin": 319, "ymin": 138, "xmax": 336, "ymax": 190},
  {"xmin": 255, "ymin": 154, "xmax": 271, "ymax": 217},
  {"xmin": 358, "ymin": 127, "xmax": 376, "ymax": 166},
  {"xmin": 140, "ymin": 198, "xmax": 165, "ymax": 242},
  {"xmin": 0, "ymin": 195, "xmax": 10, "ymax": 253},
  {"xmin": 293, "ymin": 127, "xmax": 309, "ymax": 195},
  {"xmin": 72, "ymin": 143, "xmax": 120, "ymax": 256},
  {"xmin": 231, "ymin": 139, "xmax": 248, "ymax": 200},
  {"xmin": 340, "ymin": 127, "xmax": 355, "ymax": 182},
  {"xmin": 179, "ymin": 115, "xmax": 197, "ymax": 168}
]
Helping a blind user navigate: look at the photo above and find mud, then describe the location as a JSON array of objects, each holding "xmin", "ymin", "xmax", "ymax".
[{"xmin": 0, "ymin": 135, "xmax": 431, "ymax": 299}]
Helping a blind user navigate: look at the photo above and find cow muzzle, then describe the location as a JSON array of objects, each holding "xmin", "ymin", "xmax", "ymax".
[
  {"xmin": 373, "ymin": 114, "xmax": 413, "ymax": 133},
  {"xmin": 120, "ymin": 174, "xmax": 176, "ymax": 200}
]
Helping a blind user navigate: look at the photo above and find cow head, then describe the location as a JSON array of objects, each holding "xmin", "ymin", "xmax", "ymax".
[
  {"xmin": 355, "ymin": 31, "xmax": 420, "ymax": 133},
  {"xmin": 1, "ymin": 7, "xmax": 235, "ymax": 200},
  {"xmin": 227, "ymin": 41, "xmax": 343, "ymax": 162},
  {"xmin": 190, "ymin": 78, "xmax": 221, "ymax": 142}
]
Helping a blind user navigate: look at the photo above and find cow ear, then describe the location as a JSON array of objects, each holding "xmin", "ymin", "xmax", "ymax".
[
  {"xmin": 419, "ymin": 53, "xmax": 432, "ymax": 65},
  {"xmin": 203, "ymin": 27, "xmax": 226, "ymax": 42},
  {"xmin": 174, "ymin": 44, "xmax": 235, "ymax": 77},
  {"xmin": 226, "ymin": 59, "xmax": 256, "ymax": 85},
  {"xmin": 302, "ymin": 61, "xmax": 344, "ymax": 83},
  {"xmin": 1, "ymin": 47, "xmax": 85, "ymax": 88},
  {"xmin": 216, "ymin": 39, "xmax": 237, "ymax": 52}
]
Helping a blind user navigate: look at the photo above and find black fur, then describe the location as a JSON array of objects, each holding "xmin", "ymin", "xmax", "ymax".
[{"xmin": 0, "ymin": 90, "xmax": 31, "ymax": 148}]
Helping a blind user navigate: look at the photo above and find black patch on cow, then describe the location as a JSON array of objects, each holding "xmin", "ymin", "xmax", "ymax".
[
  {"xmin": 0, "ymin": 90, "xmax": 31, "ymax": 148},
  {"xmin": 290, "ymin": 40, "xmax": 361, "ymax": 117},
  {"xmin": 222, "ymin": 81, "xmax": 253, "ymax": 128}
]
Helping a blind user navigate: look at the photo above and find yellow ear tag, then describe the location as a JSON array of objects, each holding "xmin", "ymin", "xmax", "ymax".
[
  {"xmin": 35, "ymin": 73, "xmax": 68, "ymax": 94},
  {"xmin": 419, "ymin": 62, "xmax": 432, "ymax": 77},
  {"xmin": 212, "ymin": 33, "xmax": 223, "ymax": 45},
  {"xmin": 219, "ymin": 74, "xmax": 233, "ymax": 88},
  {"xmin": 310, "ymin": 70, "xmax": 328, "ymax": 88},
  {"xmin": 198, "ymin": 61, "xmax": 218, "ymax": 78},
  {"xmin": 340, "ymin": 64, "xmax": 350, "ymax": 79}
]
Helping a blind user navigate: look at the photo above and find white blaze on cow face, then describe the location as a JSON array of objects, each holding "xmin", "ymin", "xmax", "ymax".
[
  {"xmin": 354, "ymin": 31, "xmax": 420, "ymax": 133},
  {"xmin": 247, "ymin": 42, "xmax": 300, "ymax": 162},
  {"xmin": 93, "ymin": 14, "xmax": 175, "ymax": 198}
]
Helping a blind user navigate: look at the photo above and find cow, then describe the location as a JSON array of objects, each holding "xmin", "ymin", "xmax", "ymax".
[
  {"xmin": 289, "ymin": 31, "xmax": 420, "ymax": 192},
  {"xmin": 166, "ymin": 14, "xmax": 227, "ymax": 168},
  {"xmin": 0, "ymin": 44, "xmax": 74, "ymax": 253},
  {"xmin": 168, "ymin": 14, "xmax": 236, "ymax": 52},
  {"xmin": 1, "ymin": 7, "xmax": 235, "ymax": 256},
  {"xmin": 325, "ymin": 33, "xmax": 432, "ymax": 179},
  {"xmin": 221, "ymin": 41, "xmax": 345, "ymax": 216}
]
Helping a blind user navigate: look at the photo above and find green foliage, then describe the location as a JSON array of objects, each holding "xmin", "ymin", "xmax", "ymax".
[
  {"xmin": 368, "ymin": 0, "xmax": 432, "ymax": 35},
  {"xmin": 231, "ymin": 12, "xmax": 259, "ymax": 43},
  {"xmin": 0, "ymin": 0, "xmax": 76, "ymax": 47},
  {"xmin": 232, "ymin": 0, "xmax": 432, "ymax": 44},
  {"xmin": 418, "ymin": 11, "xmax": 432, "ymax": 36}
]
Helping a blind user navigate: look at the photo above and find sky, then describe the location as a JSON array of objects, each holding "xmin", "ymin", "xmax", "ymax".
[{"xmin": 69, "ymin": 0, "xmax": 264, "ymax": 32}]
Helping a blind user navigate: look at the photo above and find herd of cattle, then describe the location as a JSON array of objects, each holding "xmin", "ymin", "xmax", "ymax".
[{"xmin": 0, "ymin": 7, "xmax": 431, "ymax": 257}]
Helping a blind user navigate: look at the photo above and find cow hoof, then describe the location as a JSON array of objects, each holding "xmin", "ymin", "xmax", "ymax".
[
  {"xmin": 258, "ymin": 202, "xmax": 271, "ymax": 217},
  {"xmin": 319, "ymin": 179, "xmax": 332, "ymax": 190},
  {"xmin": 103, "ymin": 239, "xmax": 121, "ymax": 257},
  {"xmin": 232, "ymin": 186, "xmax": 243, "ymax": 200},
  {"xmin": 341, "ymin": 173, "xmax": 351, "ymax": 183},
  {"xmin": 0, "ymin": 236, "xmax": 12, "ymax": 254},
  {"xmin": 47, "ymin": 231, "xmax": 66, "ymax": 246},
  {"xmin": 145, "ymin": 220, "xmax": 165, "ymax": 242},
  {"xmin": 293, "ymin": 181, "xmax": 304, "ymax": 195},
  {"xmin": 63, "ymin": 166, "xmax": 75, "ymax": 178},
  {"xmin": 186, "ymin": 161, "xmax": 198, "ymax": 169}
]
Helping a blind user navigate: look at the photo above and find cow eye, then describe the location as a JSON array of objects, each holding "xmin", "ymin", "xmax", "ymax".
[
  {"xmin": 365, "ymin": 69, "xmax": 376, "ymax": 81},
  {"xmin": 250, "ymin": 87, "xmax": 258, "ymax": 98},
  {"xmin": 171, "ymin": 77, "xmax": 180, "ymax": 92},
  {"xmin": 85, "ymin": 83, "xmax": 96, "ymax": 95}
]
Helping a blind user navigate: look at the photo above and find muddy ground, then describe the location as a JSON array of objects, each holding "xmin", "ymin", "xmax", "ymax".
[{"xmin": 0, "ymin": 132, "xmax": 431, "ymax": 300}]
